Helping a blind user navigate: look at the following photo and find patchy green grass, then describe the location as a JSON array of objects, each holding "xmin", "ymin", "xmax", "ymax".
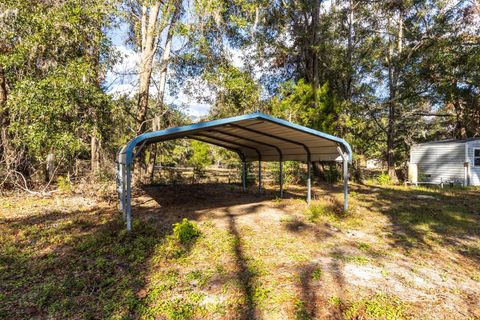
[
  {"xmin": 293, "ymin": 298, "xmax": 311, "ymax": 320},
  {"xmin": 305, "ymin": 202, "xmax": 332, "ymax": 222},
  {"xmin": 344, "ymin": 293, "xmax": 406, "ymax": 320},
  {"xmin": 311, "ymin": 268, "xmax": 322, "ymax": 281},
  {"xmin": 328, "ymin": 295, "xmax": 343, "ymax": 307},
  {"xmin": 0, "ymin": 202, "xmax": 160, "ymax": 319},
  {"xmin": 1, "ymin": 183, "xmax": 480, "ymax": 319}
]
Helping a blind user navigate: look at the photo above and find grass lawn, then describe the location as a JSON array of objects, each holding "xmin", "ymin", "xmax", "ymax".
[{"xmin": 1, "ymin": 183, "xmax": 479, "ymax": 319}]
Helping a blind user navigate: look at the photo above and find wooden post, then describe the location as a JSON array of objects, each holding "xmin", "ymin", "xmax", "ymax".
[{"xmin": 46, "ymin": 153, "xmax": 55, "ymax": 182}]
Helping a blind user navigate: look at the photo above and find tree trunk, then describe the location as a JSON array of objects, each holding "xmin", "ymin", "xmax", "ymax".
[
  {"xmin": 386, "ymin": 47, "xmax": 396, "ymax": 179},
  {"xmin": 314, "ymin": 162, "xmax": 326, "ymax": 182},
  {"xmin": 46, "ymin": 153, "xmax": 55, "ymax": 183},
  {"xmin": 91, "ymin": 135, "xmax": 100, "ymax": 174},
  {"xmin": 386, "ymin": 102, "xmax": 396, "ymax": 178},
  {"xmin": 135, "ymin": 2, "xmax": 162, "ymax": 183},
  {"xmin": 386, "ymin": 11, "xmax": 403, "ymax": 182},
  {"xmin": 147, "ymin": 6, "xmax": 180, "ymax": 182},
  {"xmin": 136, "ymin": 2, "xmax": 162, "ymax": 134},
  {"xmin": 345, "ymin": 0, "xmax": 355, "ymax": 101},
  {"xmin": 453, "ymin": 100, "xmax": 466, "ymax": 139},
  {"xmin": 0, "ymin": 66, "xmax": 13, "ymax": 174},
  {"xmin": 0, "ymin": 66, "xmax": 6, "ymax": 109},
  {"xmin": 137, "ymin": 53, "xmax": 155, "ymax": 133},
  {"xmin": 311, "ymin": 0, "xmax": 320, "ymax": 100}
]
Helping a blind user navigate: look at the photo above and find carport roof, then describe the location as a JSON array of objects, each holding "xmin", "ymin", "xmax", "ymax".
[{"xmin": 118, "ymin": 112, "xmax": 352, "ymax": 165}]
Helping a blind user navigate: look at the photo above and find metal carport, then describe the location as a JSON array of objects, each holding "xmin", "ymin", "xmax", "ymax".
[{"xmin": 117, "ymin": 112, "xmax": 352, "ymax": 231}]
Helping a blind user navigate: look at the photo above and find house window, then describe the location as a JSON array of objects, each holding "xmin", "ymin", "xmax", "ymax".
[{"xmin": 475, "ymin": 149, "xmax": 480, "ymax": 167}]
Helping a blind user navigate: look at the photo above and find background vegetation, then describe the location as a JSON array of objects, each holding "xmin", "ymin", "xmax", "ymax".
[{"xmin": 0, "ymin": 0, "xmax": 479, "ymax": 189}]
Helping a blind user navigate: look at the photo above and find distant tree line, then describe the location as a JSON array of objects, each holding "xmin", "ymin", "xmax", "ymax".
[{"xmin": 0, "ymin": 0, "xmax": 479, "ymax": 189}]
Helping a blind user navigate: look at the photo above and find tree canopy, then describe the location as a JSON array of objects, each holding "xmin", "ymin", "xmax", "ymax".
[{"xmin": 1, "ymin": 0, "xmax": 479, "ymax": 187}]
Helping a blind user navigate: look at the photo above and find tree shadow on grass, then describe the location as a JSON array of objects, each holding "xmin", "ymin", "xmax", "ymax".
[
  {"xmin": 224, "ymin": 206, "xmax": 257, "ymax": 320},
  {"xmin": 352, "ymin": 184, "xmax": 480, "ymax": 262},
  {"xmin": 0, "ymin": 202, "xmax": 188, "ymax": 319},
  {"xmin": 133, "ymin": 183, "xmax": 281, "ymax": 319},
  {"xmin": 0, "ymin": 183, "xmax": 283, "ymax": 319},
  {"xmin": 295, "ymin": 263, "xmax": 318, "ymax": 319},
  {"xmin": 292, "ymin": 252, "xmax": 347, "ymax": 320}
]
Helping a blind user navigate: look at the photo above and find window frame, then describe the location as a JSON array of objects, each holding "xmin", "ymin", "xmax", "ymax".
[{"xmin": 474, "ymin": 148, "xmax": 480, "ymax": 167}]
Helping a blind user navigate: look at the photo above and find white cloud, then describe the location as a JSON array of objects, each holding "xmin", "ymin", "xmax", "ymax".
[
  {"xmin": 113, "ymin": 46, "xmax": 140, "ymax": 73},
  {"xmin": 185, "ymin": 103, "xmax": 212, "ymax": 118},
  {"xmin": 104, "ymin": 45, "xmax": 140, "ymax": 97}
]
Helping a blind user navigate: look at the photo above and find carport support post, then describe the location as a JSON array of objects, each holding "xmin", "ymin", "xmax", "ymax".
[
  {"xmin": 242, "ymin": 161, "xmax": 246, "ymax": 191},
  {"xmin": 279, "ymin": 157, "xmax": 283, "ymax": 198},
  {"xmin": 126, "ymin": 164, "xmax": 132, "ymax": 232},
  {"xmin": 343, "ymin": 158, "xmax": 348, "ymax": 212},
  {"xmin": 121, "ymin": 164, "xmax": 126, "ymax": 220},
  {"xmin": 336, "ymin": 146, "xmax": 349, "ymax": 212},
  {"xmin": 258, "ymin": 160, "xmax": 262, "ymax": 192},
  {"xmin": 307, "ymin": 156, "xmax": 311, "ymax": 204}
]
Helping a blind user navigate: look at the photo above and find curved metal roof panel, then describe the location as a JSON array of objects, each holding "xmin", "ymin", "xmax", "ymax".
[{"xmin": 118, "ymin": 112, "xmax": 352, "ymax": 165}]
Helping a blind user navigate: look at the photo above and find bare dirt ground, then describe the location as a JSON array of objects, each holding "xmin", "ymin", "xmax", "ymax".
[{"xmin": 1, "ymin": 183, "xmax": 479, "ymax": 319}]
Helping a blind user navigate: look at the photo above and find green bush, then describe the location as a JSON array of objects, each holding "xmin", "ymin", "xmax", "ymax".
[
  {"xmin": 57, "ymin": 176, "xmax": 72, "ymax": 193},
  {"xmin": 376, "ymin": 173, "xmax": 392, "ymax": 186},
  {"xmin": 418, "ymin": 172, "xmax": 427, "ymax": 182},
  {"xmin": 172, "ymin": 219, "xmax": 200, "ymax": 244},
  {"xmin": 304, "ymin": 202, "xmax": 337, "ymax": 222},
  {"xmin": 188, "ymin": 141, "xmax": 212, "ymax": 171}
]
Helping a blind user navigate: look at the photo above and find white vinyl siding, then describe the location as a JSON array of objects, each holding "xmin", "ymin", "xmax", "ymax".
[
  {"xmin": 410, "ymin": 142, "xmax": 466, "ymax": 184},
  {"xmin": 467, "ymin": 141, "xmax": 480, "ymax": 186}
]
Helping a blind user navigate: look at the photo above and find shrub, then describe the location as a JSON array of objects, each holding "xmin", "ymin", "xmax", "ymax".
[
  {"xmin": 172, "ymin": 219, "xmax": 200, "ymax": 244},
  {"xmin": 304, "ymin": 202, "xmax": 337, "ymax": 222},
  {"xmin": 188, "ymin": 141, "xmax": 212, "ymax": 171},
  {"xmin": 376, "ymin": 173, "xmax": 392, "ymax": 186},
  {"xmin": 57, "ymin": 176, "xmax": 72, "ymax": 193}
]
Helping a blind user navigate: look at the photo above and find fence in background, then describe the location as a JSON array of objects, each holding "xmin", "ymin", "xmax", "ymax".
[{"xmin": 152, "ymin": 165, "xmax": 276, "ymax": 185}]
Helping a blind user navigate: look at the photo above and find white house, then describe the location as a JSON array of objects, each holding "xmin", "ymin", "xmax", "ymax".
[{"xmin": 409, "ymin": 138, "xmax": 480, "ymax": 186}]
